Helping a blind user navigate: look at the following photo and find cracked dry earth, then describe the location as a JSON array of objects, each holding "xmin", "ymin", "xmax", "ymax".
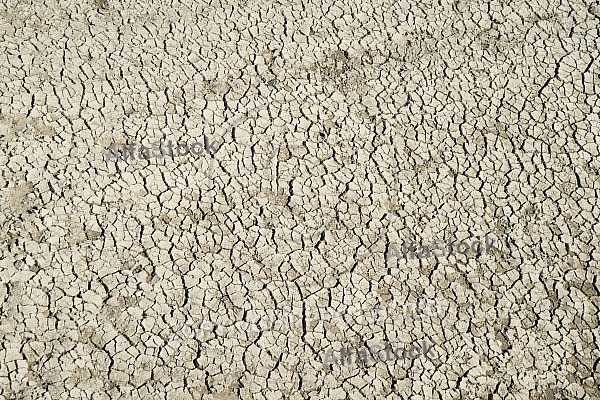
[{"xmin": 1, "ymin": 0, "xmax": 600, "ymax": 398}]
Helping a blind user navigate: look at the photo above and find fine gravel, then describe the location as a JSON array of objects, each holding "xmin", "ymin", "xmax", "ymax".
[{"xmin": 1, "ymin": 0, "xmax": 599, "ymax": 398}]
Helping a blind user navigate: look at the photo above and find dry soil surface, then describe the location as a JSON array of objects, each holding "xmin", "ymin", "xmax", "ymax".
[{"xmin": 0, "ymin": 0, "xmax": 599, "ymax": 398}]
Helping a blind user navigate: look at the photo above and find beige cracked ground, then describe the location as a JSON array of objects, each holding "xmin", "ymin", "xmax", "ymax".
[{"xmin": 0, "ymin": 0, "xmax": 599, "ymax": 398}]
